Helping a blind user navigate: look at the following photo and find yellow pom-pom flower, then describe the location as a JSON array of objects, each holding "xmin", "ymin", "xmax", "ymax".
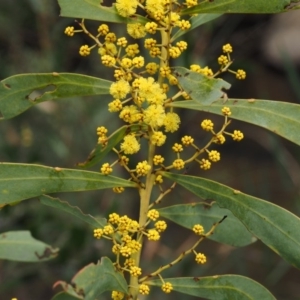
[
  {"xmin": 162, "ymin": 282, "xmax": 173, "ymax": 293},
  {"xmin": 120, "ymin": 134, "xmax": 140, "ymax": 154},
  {"xmin": 130, "ymin": 266, "xmax": 142, "ymax": 277},
  {"xmin": 147, "ymin": 229, "xmax": 160, "ymax": 241},
  {"xmin": 181, "ymin": 135, "xmax": 194, "ymax": 146},
  {"xmin": 147, "ymin": 209, "xmax": 159, "ymax": 221},
  {"xmin": 218, "ymin": 55, "xmax": 229, "ymax": 65},
  {"xmin": 223, "ymin": 43, "xmax": 233, "ymax": 53},
  {"xmin": 201, "ymin": 119, "xmax": 214, "ymax": 131},
  {"xmin": 110, "ymin": 80, "xmax": 131, "ymax": 99},
  {"xmin": 172, "ymin": 143, "xmax": 183, "ymax": 153},
  {"xmin": 127, "ymin": 23, "xmax": 146, "ymax": 39},
  {"xmin": 64, "ymin": 26, "xmax": 75, "ymax": 36},
  {"xmin": 173, "ymin": 158, "xmax": 185, "ymax": 170},
  {"xmin": 155, "ymin": 220, "xmax": 167, "ymax": 232},
  {"xmin": 195, "ymin": 252, "xmax": 207, "ymax": 264},
  {"xmin": 139, "ymin": 284, "xmax": 150, "ymax": 295},
  {"xmin": 199, "ymin": 159, "xmax": 211, "ymax": 170},
  {"xmin": 111, "ymin": 291, "xmax": 124, "ymax": 300},
  {"xmin": 100, "ymin": 163, "xmax": 113, "ymax": 175},
  {"xmin": 221, "ymin": 106, "xmax": 231, "ymax": 116},
  {"xmin": 79, "ymin": 45, "xmax": 91, "ymax": 56},
  {"xmin": 236, "ymin": 69, "xmax": 246, "ymax": 80},
  {"xmin": 151, "ymin": 131, "xmax": 167, "ymax": 146},
  {"xmin": 115, "ymin": 0, "xmax": 138, "ymax": 17},
  {"xmin": 192, "ymin": 224, "xmax": 205, "ymax": 235},
  {"xmin": 208, "ymin": 150, "xmax": 221, "ymax": 162},
  {"xmin": 98, "ymin": 24, "xmax": 109, "ymax": 35},
  {"xmin": 153, "ymin": 155, "xmax": 164, "ymax": 165},
  {"xmin": 232, "ymin": 130, "xmax": 244, "ymax": 141},
  {"xmin": 93, "ymin": 228, "xmax": 103, "ymax": 239},
  {"xmin": 136, "ymin": 160, "xmax": 151, "ymax": 176}
]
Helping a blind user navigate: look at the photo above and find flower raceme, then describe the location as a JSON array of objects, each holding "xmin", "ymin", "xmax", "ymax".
[{"xmin": 64, "ymin": 1, "xmax": 246, "ymax": 298}]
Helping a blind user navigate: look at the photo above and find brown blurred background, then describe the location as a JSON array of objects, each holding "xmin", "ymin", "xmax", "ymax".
[{"xmin": 1, "ymin": 1, "xmax": 300, "ymax": 299}]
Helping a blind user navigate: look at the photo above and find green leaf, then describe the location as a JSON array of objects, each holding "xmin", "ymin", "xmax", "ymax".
[
  {"xmin": 147, "ymin": 275, "xmax": 275, "ymax": 299},
  {"xmin": 52, "ymin": 292, "xmax": 82, "ymax": 300},
  {"xmin": 182, "ymin": 0, "xmax": 300, "ymax": 15},
  {"xmin": 0, "ymin": 231, "xmax": 59, "ymax": 262},
  {"xmin": 158, "ymin": 203, "xmax": 256, "ymax": 247},
  {"xmin": 0, "ymin": 163, "xmax": 135, "ymax": 205},
  {"xmin": 173, "ymin": 67, "xmax": 231, "ymax": 105},
  {"xmin": 0, "ymin": 73, "xmax": 112, "ymax": 120},
  {"xmin": 163, "ymin": 172, "xmax": 300, "ymax": 269},
  {"xmin": 55, "ymin": 257, "xmax": 128, "ymax": 299},
  {"xmin": 58, "ymin": 0, "xmax": 148, "ymax": 23},
  {"xmin": 53, "ymin": 282, "xmax": 82, "ymax": 300},
  {"xmin": 39, "ymin": 195, "xmax": 106, "ymax": 228},
  {"xmin": 78, "ymin": 124, "xmax": 147, "ymax": 168},
  {"xmin": 169, "ymin": 99, "xmax": 300, "ymax": 146},
  {"xmin": 171, "ymin": 14, "xmax": 222, "ymax": 42}
]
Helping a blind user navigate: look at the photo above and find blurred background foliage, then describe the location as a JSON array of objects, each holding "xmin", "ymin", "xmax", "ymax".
[{"xmin": 1, "ymin": 0, "xmax": 300, "ymax": 299}]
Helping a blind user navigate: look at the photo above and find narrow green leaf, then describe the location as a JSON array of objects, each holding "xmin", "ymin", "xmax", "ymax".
[
  {"xmin": 0, "ymin": 73, "xmax": 112, "ymax": 120},
  {"xmin": 78, "ymin": 124, "xmax": 147, "ymax": 168},
  {"xmin": 52, "ymin": 292, "xmax": 82, "ymax": 300},
  {"xmin": 171, "ymin": 14, "xmax": 222, "ymax": 42},
  {"xmin": 0, "ymin": 231, "xmax": 59, "ymax": 262},
  {"xmin": 158, "ymin": 203, "xmax": 256, "ymax": 247},
  {"xmin": 56, "ymin": 257, "xmax": 128, "ymax": 299},
  {"xmin": 58, "ymin": 0, "xmax": 148, "ymax": 23},
  {"xmin": 53, "ymin": 281, "xmax": 82, "ymax": 299},
  {"xmin": 169, "ymin": 99, "xmax": 300, "ymax": 146},
  {"xmin": 173, "ymin": 67, "xmax": 231, "ymax": 105},
  {"xmin": 147, "ymin": 275, "xmax": 275, "ymax": 299},
  {"xmin": 182, "ymin": 0, "xmax": 300, "ymax": 15},
  {"xmin": 39, "ymin": 195, "xmax": 106, "ymax": 228},
  {"xmin": 163, "ymin": 172, "xmax": 300, "ymax": 269},
  {"xmin": 0, "ymin": 163, "xmax": 135, "ymax": 205}
]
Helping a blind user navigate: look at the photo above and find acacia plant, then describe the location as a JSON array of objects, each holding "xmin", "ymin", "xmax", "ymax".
[{"xmin": 1, "ymin": 0, "xmax": 300, "ymax": 299}]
